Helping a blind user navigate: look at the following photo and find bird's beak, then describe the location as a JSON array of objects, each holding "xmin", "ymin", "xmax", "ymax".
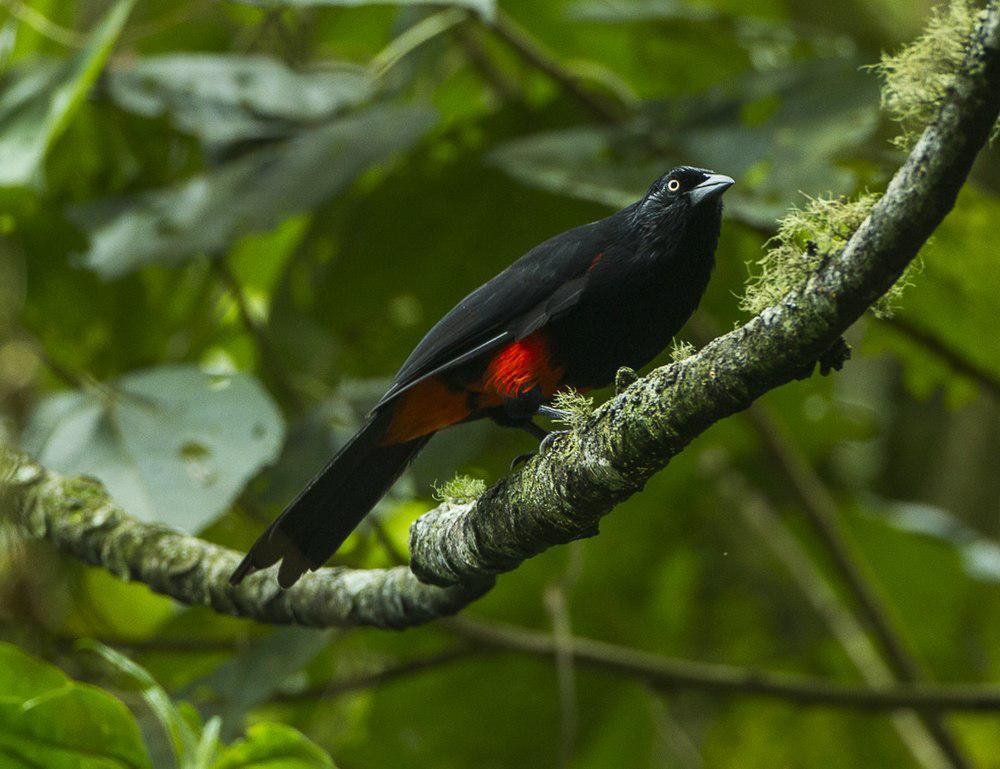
[{"xmin": 688, "ymin": 174, "xmax": 735, "ymax": 207}]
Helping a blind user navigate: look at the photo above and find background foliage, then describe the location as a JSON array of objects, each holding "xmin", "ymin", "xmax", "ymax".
[{"xmin": 0, "ymin": 0, "xmax": 998, "ymax": 767}]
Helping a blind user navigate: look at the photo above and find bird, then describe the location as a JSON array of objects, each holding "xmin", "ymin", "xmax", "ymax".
[{"xmin": 231, "ymin": 166, "xmax": 734, "ymax": 588}]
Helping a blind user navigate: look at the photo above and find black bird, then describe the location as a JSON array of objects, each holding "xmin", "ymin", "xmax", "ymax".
[{"xmin": 232, "ymin": 166, "xmax": 734, "ymax": 588}]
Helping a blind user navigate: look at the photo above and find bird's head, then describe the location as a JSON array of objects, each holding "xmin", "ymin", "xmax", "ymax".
[{"xmin": 635, "ymin": 166, "xmax": 734, "ymax": 231}]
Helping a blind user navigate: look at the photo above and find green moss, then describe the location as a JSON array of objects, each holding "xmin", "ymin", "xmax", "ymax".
[
  {"xmin": 873, "ymin": 0, "xmax": 993, "ymax": 148},
  {"xmin": 742, "ymin": 194, "xmax": 881, "ymax": 315},
  {"xmin": 742, "ymin": 192, "xmax": 921, "ymax": 318},
  {"xmin": 552, "ymin": 388, "xmax": 595, "ymax": 431},
  {"xmin": 670, "ymin": 340, "xmax": 696, "ymax": 362},
  {"xmin": 433, "ymin": 474, "xmax": 487, "ymax": 504}
]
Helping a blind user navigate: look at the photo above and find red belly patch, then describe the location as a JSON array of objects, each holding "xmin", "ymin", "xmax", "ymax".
[{"xmin": 482, "ymin": 330, "xmax": 564, "ymax": 400}]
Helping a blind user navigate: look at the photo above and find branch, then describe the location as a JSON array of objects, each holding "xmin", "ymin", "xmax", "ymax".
[
  {"xmin": 709, "ymin": 455, "xmax": 962, "ymax": 769},
  {"xmin": 408, "ymin": 3, "xmax": 1000, "ymax": 587},
  {"xmin": 487, "ymin": 10, "xmax": 623, "ymax": 124},
  {"xmin": 269, "ymin": 647, "xmax": 482, "ymax": 702},
  {"xmin": 443, "ymin": 618, "xmax": 1000, "ymax": 713},
  {"xmin": 6, "ymin": 452, "xmax": 1000, "ymax": 714},
  {"xmin": 881, "ymin": 315, "xmax": 1000, "ymax": 400},
  {"xmin": 2, "ymin": 6, "xmax": 999, "ymax": 634},
  {"xmin": 0, "ymin": 449, "xmax": 491, "ymax": 630}
]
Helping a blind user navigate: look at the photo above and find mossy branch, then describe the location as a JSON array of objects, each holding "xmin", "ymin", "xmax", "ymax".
[
  {"xmin": 408, "ymin": 1, "xmax": 1000, "ymax": 586},
  {"xmin": 1, "ymin": 3, "xmax": 998, "ymax": 632},
  {"xmin": 0, "ymin": 447, "xmax": 491, "ymax": 630}
]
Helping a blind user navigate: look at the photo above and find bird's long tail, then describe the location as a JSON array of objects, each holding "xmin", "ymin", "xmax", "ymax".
[{"xmin": 230, "ymin": 409, "xmax": 429, "ymax": 588}]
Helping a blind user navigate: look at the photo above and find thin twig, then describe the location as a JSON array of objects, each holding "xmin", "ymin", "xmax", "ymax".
[
  {"xmin": 454, "ymin": 22, "xmax": 524, "ymax": 103},
  {"xmin": 270, "ymin": 647, "xmax": 482, "ymax": 702},
  {"xmin": 747, "ymin": 406, "xmax": 972, "ymax": 769},
  {"xmin": 442, "ymin": 617, "xmax": 1000, "ymax": 712},
  {"xmin": 544, "ymin": 584, "xmax": 577, "ymax": 769},
  {"xmin": 0, "ymin": 0, "xmax": 84, "ymax": 47},
  {"xmin": 487, "ymin": 10, "xmax": 623, "ymax": 124},
  {"xmin": 709, "ymin": 460, "xmax": 955, "ymax": 769},
  {"xmin": 881, "ymin": 315, "xmax": 1000, "ymax": 401},
  {"xmin": 211, "ymin": 258, "xmax": 303, "ymax": 410}
]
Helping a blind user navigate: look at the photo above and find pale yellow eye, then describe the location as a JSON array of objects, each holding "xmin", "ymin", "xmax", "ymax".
[{"xmin": 667, "ymin": 179, "xmax": 681, "ymax": 192}]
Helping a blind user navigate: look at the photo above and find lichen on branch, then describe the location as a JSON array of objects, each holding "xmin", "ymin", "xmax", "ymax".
[
  {"xmin": 875, "ymin": 0, "xmax": 998, "ymax": 148},
  {"xmin": 741, "ymin": 193, "xmax": 920, "ymax": 320},
  {"xmin": 1, "ymin": 0, "xmax": 998, "ymax": 634}
]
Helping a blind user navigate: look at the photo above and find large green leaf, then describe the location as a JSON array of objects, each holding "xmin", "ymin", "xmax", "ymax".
[
  {"xmin": 491, "ymin": 56, "xmax": 880, "ymax": 227},
  {"xmin": 0, "ymin": 0, "xmax": 134, "ymax": 190},
  {"xmin": 0, "ymin": 642, "xmax": 151, "ymax": 769},
  {"xmin": 69, "ymin": 104, "xmax": 435, "ymax": 276},
  {"xmin": 235, "ymin": 0, "xmax": 494, "ymax": 21},
  {"xmin": 23, "ymin": 365, "xmax": 284, "ymax": 532},
  {"xmin": 212, "ymin": 724, "xmax": 335, "ymax": 769},
  {"xmin": 105, "ymin": 55, "xmax": 374, "ymax": 149}
]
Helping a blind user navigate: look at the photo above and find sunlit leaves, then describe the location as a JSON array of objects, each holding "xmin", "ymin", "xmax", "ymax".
[
  {"xmin": 70, "ymin": 104, "xmax": 435, "ymax": 276},
  {"xmin": 0, "ymin": 0, "xmax": 134, "ymax": 191},
  {"xmin": 23, "ymin": 365, "xmax": 284, "ymax": 531}
]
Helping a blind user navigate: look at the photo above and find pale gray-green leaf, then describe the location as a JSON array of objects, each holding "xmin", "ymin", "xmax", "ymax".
[
  {"xmin": 70, "ymin": 103, "xmax": 435, "ymax": 276},
  {"xmin": 23, "ymin": 365, "xmax": 284, "ymax": 532},
  {"xmin": 105, "ymin": 55, "xmax": 373, "ymax": 148}
]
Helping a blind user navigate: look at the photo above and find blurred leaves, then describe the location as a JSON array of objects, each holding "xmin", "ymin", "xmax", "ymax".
[
  {"xmin": 235, "ymin": 0, "xmax": 495, "ymax": 21},
  {"xmin": 70, "ymin": 104, "xmax": 435, "ymax": 276},
  {"xmin": 23, "ymin": 365, "xmax": 284, "ymax": 531},
  {"xmin": 105, "ymin": 54, "xmax": 374, "ymax": 151},
  {"xmin": 212, "ymin": 723, "xmax": 336, "ymax": 769},
  {"xmin": 0, "ymin": 0, "xmax": 134, "ymax": 191},
  {"xmin": 491, "ymin": 56, "xmax": 880, "ymax": 228},
  {"xmin": 183, "ymin": 627, "xmax": 335, "ymax": 738},
  {"xmin": 0, "ymin": 640, "xmax": 151, "ymax": 769},
  {"xmin": 85, "ymin": 641, "xmax": 339, "ymax": 768},
  {"xmin": 1, "ymin": 0, "xmax": 999, "ymax": 766}
]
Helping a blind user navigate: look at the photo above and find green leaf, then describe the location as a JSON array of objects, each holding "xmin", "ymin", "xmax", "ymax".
[
  {"xmin": 491, "ymin": 56, "xmax": 879, "ymax": 228},
  {"xmin": 183, "ymin": 627, "xmax": 335, "ymax": 738},
  {"xmin": 69, "ymin": 104, "xmax": 435, "ymax": 276},
  {"xmin": 211, "ymin": 723, "xmax": 335, "ymax": 769},
  {"xmin": 0, "ymin": 642, "xmax": 151, "ymax": 769},
  {"xmin": 80, "ymin": 642, "xmax": 202, "ymax": 766},
  {"xmin": 23, "ymin": 365, "xmax": 284, "ymax": 532},
  {"xmin": 105, "ymin": 55, "xmax": 373, "ymax": 149},
  {"xmin": 0, "ymin": 0, "xmax": 135, "ymax": 190},
  {"xmin": 235, "ymin": 0, "xmax": 494, "ymax": 21}
]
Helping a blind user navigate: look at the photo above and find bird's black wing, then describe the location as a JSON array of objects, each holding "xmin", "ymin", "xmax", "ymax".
[{"xmin": 371, "ymin": 217, "xmax": 612, "ymax": 412}]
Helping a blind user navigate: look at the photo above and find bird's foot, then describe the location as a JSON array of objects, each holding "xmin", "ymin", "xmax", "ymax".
[
  {"xmin": 510, "ymin": 451, "xmax": 535, "ymax": 470},
  {"xmin": 539, "ymin": 429, "xmax": 569, "ymax": 455},
  {"xmin": 615, "ymin": 367, "xmax": 638, "ymax": 394},
  {"xmin": 793, "ymin": 337, "xmax": 852, "ymax": 380}
]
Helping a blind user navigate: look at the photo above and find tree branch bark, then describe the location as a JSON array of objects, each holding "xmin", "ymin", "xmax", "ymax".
[
  {"xmin": 2, "ymin": 4, "xmax": 999, "ymax": 638},
  {"xmin": 409, "ymin": 1, "xmax": 1000, "ymax": 587},
  {"xmin": 0, "ymin": 451, "xmax": 491, "ymax": 630}
]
